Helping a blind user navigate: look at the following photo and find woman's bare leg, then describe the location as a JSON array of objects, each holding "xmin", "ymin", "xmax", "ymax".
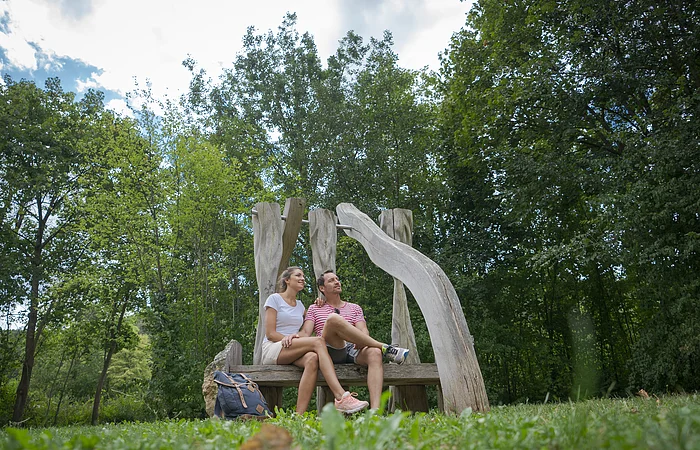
[
  {"xmin": 291, "ymin": 352, "xmax": 318, "ymax": 414},
  {"xmin": 277, "ymin": 336, "xmax": 346, "ymax": 400}
]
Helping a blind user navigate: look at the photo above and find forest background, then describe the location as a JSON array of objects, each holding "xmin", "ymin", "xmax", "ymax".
[{"xmin": 1, "ymin": 0, "xmax": 698, "ymax": 426}]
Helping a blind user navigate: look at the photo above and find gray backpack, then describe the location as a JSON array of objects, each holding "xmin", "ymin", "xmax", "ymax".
[{"xmin": 213, "ymin": 371, "xmax": 272, "ymax": 419}]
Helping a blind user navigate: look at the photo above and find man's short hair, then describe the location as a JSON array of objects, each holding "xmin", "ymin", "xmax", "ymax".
[{"xmin": 317, "ymin": 270, "xmax": 335, "ymax": 289}]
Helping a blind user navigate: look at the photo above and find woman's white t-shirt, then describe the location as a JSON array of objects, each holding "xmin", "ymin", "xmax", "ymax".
[{"xmin": 262, "ymin": 293, "xmax": 305, "ymax": 343}]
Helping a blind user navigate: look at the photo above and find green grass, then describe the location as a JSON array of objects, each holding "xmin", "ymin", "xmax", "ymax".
[{"xmin": 2, "ymin": 394, "xmax": 699, "ymax": 449}]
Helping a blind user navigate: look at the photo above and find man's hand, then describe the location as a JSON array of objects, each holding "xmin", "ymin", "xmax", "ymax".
[
  {"xmin": 314, "ymin": 297, "xmax": 326, "ymax": 308},
  {"xmin": 281, "ymin": 333, "xmax": 298, "ymax": 348}
]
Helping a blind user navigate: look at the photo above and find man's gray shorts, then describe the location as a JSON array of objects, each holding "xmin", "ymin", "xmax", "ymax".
[{"xmin": 327, "ymin": 342, "xmax": 360, "ymax": 364}]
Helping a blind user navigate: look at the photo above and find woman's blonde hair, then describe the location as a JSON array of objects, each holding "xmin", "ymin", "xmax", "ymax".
[{"xmin": 277, "ymin": 266, "xmax": 303, "ymax": 293}]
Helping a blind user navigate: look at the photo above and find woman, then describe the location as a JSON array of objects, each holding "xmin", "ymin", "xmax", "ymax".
[{"xmin": 261, "ymin": 266, "xmax": 369, "ymax": 414}]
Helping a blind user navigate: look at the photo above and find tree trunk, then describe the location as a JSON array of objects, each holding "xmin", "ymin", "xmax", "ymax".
[
  {"xmin": 53, "ymin": 350, "xmax": 79, "ymax": 425},
  {"xmin": 44, "ymin": 346, "xmax": 67, "ymax": 424},
  {"xmin": 91, "ymin": 297, "xmax": 129, "ymax": 425},
  {"xmin": 12, "ymin": 223, "xmax": 44, "ymax": 423}
]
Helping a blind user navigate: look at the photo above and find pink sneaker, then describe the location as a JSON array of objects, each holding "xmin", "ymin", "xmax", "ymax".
[{"xmin": 334, "ymin": 392, "xmax": 369, "ymax": 414}]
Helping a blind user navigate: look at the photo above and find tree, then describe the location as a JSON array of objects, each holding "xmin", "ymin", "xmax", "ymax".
[
  {"xmin": 0, "ymin": 76, "xmax": 109, "ymax": 422},
  {"xmin": 438, "ymin": 0, "xmax": 700, "ymax": 399}
]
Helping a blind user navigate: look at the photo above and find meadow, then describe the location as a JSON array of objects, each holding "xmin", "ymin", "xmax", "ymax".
[{"xmin": 2, "ymin": 394, "xmax": 699, "ymax": 449}]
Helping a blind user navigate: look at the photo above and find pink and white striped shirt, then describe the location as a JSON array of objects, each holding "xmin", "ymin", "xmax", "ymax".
[{"xmin": 305, "ymin": 302, "xmax": 365, "ymax": 336}]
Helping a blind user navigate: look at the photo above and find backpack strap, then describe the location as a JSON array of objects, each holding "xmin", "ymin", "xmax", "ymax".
[
  {"xmin": 238, "ymin": 373, "xmax": 258, "ymax": 392},
  {"xmin": 215, "ymin": 373, "xmax": 248, "ymax": 409},
  {"xmin": 239, "ymin": 373, "xmax": 254, "ymax": 383}
]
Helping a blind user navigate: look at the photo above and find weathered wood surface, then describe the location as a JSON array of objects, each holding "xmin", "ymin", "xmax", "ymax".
[
  {"xmin": 379, "ymin": 209, "xmax": 429, "ymax": 413},
  {"xmin": 253, "ymin": 198, "xmax": 304, "ymax": 405},
  {"xmin": 309, "ymin": 208, "xmax": 338, "ymax": 296},
  {"xmin": 308, "ymin": 208, "xmax": 338, "ymax": 411},
  {"xmin": 227, "ymin": 363, "xmax": 440, "ymax": 387},
  {"xmin": 336, "ymin": 203, "xmax": 490, "ymax": 413},
  {"xmin": 278, "ymin": 198, "xmax": 305, "ymax": 279},
  {"xmin": 252, "ymin": 202, "xmax": 284, "ymax": 365}
]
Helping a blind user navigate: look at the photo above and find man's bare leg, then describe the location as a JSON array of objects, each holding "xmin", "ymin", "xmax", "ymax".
[
  {"xmin": 321, "ymin": 313, "xmax": 385, "ymax": 349},
  {"xmin": 355, "ymin": 347, "xmax": 384, "ymax": 409}
]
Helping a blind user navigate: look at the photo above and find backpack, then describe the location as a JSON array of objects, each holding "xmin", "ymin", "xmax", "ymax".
[{"xmin": 213, "ymin": 371, "xmax": 272, "ymax": 419}]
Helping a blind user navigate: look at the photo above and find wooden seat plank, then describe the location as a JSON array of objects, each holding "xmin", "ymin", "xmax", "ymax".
[{"xmin": 228, "ymin": 363, "xmax": 440, "ymax": 387}]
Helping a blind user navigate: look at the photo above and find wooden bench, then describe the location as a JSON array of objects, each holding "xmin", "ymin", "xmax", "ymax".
[
  {"xmin": 228, "ymin": 363, "xmax": 443, "ymax": 412},
  {"xmin": 229, "ymin": 363, "xmax": 442, "ymax": 413},
  {"xmin": 205, "ymin": 340, "xmax": 442, "ymax": 414}
]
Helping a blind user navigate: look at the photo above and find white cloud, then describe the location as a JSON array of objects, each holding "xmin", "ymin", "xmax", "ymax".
[
  {"xmin": 75, "ymin": 72, "xmax": 100, "ymax": 92},
  {"xmin": 105, "ymin": 98, "xmax": 133, "ymax": 118},
  {"xmin": 2, "ymin": 0, "xmax": 471, "ymax": 101},
  {"xmin": 0, "ymin": 1, "xmax": 39, "ymax": 71}
]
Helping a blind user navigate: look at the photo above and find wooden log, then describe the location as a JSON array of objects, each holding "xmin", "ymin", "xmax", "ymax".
[
  {"xmin": 308, "ymin": 208, "xmax": 338, "ymax": 411},
  {"xmin": 227, "ymin": 363, "xmax": 440, "ymax": 386},
  {"xmin": 336, "ymin": 203, "xmax": 490, "ymax": 413},
  {"xmin": 278, "ymin": 198, "xmax": 305, "ymax": 278},
  {"xmin": 379, "ymin": 209, "xmax": 429, "ymax": 413},
  {"xmin": 252, "ymin": 202, "xmax": 284, "ymax": 365}
]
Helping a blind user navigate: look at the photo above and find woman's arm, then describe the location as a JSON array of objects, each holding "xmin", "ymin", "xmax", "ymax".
[{"xmin": 265, "ymin": 307, "xmax": 298, "ymax": 346}]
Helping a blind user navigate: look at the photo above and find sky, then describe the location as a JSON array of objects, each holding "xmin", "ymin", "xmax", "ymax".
[{"xmin": 0, "ymin": 0, "xmax": 472, "ymax": 115}]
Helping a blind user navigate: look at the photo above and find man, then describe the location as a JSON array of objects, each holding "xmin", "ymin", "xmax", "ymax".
[{"xmin": 299, "ymin": 270, "xmax": 409, "ymax": 410}]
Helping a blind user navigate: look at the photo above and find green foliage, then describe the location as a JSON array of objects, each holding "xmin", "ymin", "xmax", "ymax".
[
  {"xmin": 2, "ymin": 395, "xmax": 699, "ymax": 449},
  {"xmin": 438, "ymin": 0, "xmax": 700, "ymax": 402}
]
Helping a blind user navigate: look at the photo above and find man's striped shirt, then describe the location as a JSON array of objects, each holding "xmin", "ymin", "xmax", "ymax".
[{"xmin": 305, "ymin": 302, "xmax": 365, "ymax": 336}]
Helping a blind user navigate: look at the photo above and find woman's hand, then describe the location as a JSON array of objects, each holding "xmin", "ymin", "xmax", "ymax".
[
  {"xmin": 281, "ymin": 333, "xmax": 299, "ymax": 348},
  {"xmin": 314, "ymin": 297, "xmax": 326, "ymax": 308}
]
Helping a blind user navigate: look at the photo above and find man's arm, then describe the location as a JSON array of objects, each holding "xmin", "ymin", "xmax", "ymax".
[
  {"xmin": 298, "ymin": 319, "xmax": 315, "ymax": 337},
  {"xmin": 354, "ymin": 320, "xmax": 370, "ymax": 336},
  {"xmin": 298, "ymin": 305, "xmax": 316, "ymax": 337}
]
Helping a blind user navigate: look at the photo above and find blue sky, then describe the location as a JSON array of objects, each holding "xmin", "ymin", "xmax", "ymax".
[{"xmin": 0, "ymin": 0, "xmax": 472, "ymax": 115}]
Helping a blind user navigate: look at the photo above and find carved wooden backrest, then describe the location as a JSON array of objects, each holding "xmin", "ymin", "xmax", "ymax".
[{"xmin": 251, "ymin": 199, "xmax": 490, "ymax": 413}]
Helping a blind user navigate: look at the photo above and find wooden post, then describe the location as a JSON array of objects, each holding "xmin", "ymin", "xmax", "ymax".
[
  {"xmin": 379, "ymin": 209, "xmax": 429, "ymax": 412},
  {"xmin": 252, "ymin": 199, "xmax": 305, "ymax": 412},
  {"xmin": 224, "ymin": 341, "xmax": 243, "ymax": 372},
  {"xmin": 337, "ymin": 203, "xmax": 490, "ymax": 413},
  {"xmin": 252, "ymin": 202, "xmax": 284, "ymax": 365},
  {"xmin": 278, "ymin": 198, "xmax": 306, "ymax": 278},
  {"xmin": 308, "ymin": 208, "xmax": 338, "ymax": 412}
]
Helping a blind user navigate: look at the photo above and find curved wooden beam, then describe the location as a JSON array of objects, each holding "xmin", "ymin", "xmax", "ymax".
[{"xmin": 336, "ymin": 203, "xmax": 490, "ymax": 413}]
